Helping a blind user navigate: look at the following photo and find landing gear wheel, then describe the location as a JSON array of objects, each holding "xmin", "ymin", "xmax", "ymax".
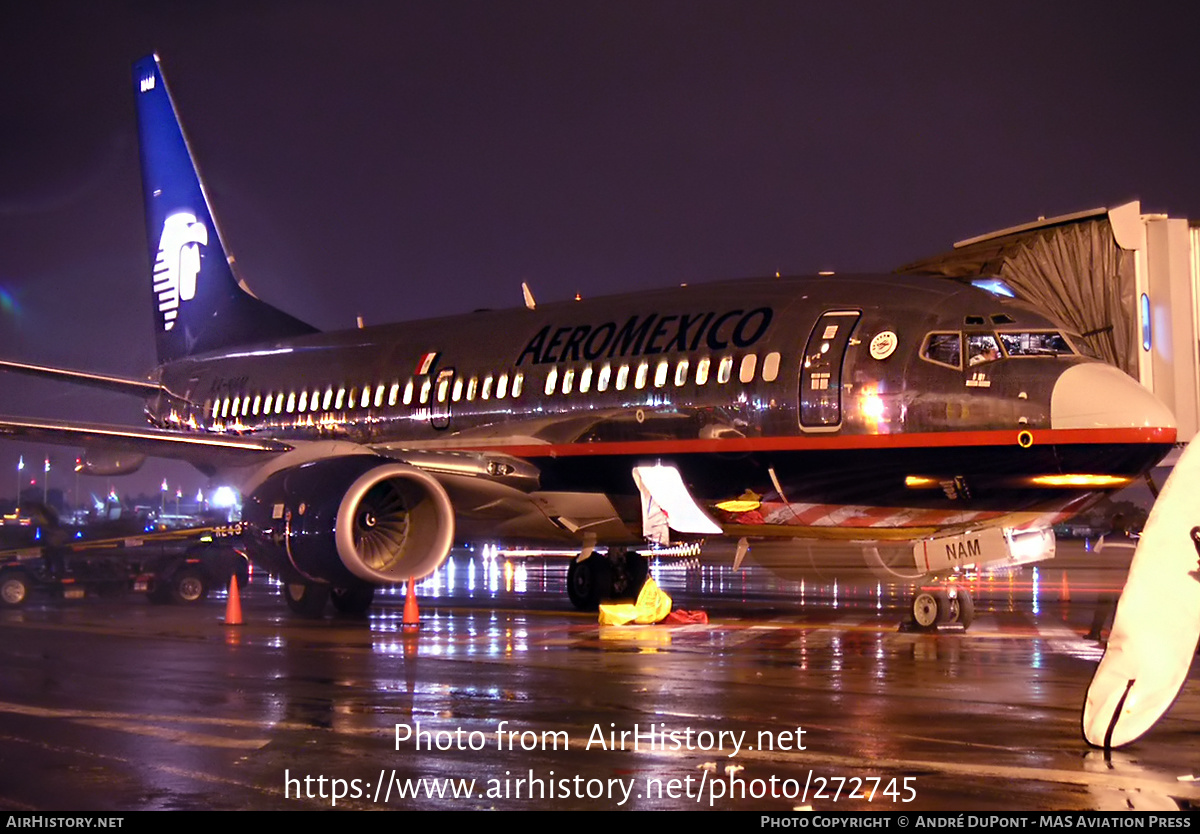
[
  {"xmin": 284, "ymin": 582, "xmax": 330, "ymax": 618},
  {"xmin": 613, "ymin": 552, "xmax": 649, "ymax": 600},
  {"xmin": 567, "ymin": 557, "xmax": 610, "ymax": 611},
  {"xmin": 911, "ymin": 591, "xmax": 941, "ymax": 629},
  {"xmin": 0, "ymin": 571, "xmax": 32, "ymax": 607},
  {"xmin": 330, "ymin": 584, "xmax": 376, "ymax": 616},
  {"xmin": 169, "ymin": 569, "xmax": 208, "ymax": 604},
  {"xmin": 950, "ymin": 589, "xmax": 975, "ymax": 629}
]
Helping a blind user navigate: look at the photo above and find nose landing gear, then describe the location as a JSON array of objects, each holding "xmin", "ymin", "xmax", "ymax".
[{"xmin": 909, "ymin": 586, "xmax": 974, "ymax": 631}]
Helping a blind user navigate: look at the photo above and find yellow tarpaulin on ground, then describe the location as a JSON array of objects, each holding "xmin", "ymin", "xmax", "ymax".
[{"xmin": 598, "ymin": 578, "xmax": 672, "ymax": 625}]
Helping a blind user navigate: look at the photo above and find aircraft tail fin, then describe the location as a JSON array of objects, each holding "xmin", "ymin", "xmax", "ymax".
[{"xmin": 133, "ymin": 55, "xmax": 317, "ymax": 364}]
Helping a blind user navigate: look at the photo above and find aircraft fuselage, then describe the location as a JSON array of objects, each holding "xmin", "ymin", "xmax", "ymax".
[{"xmin": 146, "ymin": 273, "xmax": 1174, "ymax": 545}]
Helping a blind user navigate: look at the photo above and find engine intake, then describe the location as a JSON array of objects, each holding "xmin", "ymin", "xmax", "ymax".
[{"xmin": 242, "ymin": 456, "xmax": 454, "ymax": 586}]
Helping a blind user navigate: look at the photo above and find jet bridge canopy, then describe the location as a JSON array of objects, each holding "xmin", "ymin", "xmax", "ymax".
[{"xmin": 897, "ymin": 201, "xmax": 1200, "ymax": 443}]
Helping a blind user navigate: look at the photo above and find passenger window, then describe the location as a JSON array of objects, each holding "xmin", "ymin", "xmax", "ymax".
[
  {"xmin": 579, "ymin": 366, "xmax": 592, "ymax": 393},
  {"xmin": 561, "ymin": 368, "xmax": 574, "ymax": 394},
  {"xmin": 497, "ymin": 373, "xmax": 509, "ymax": 398},
  {"xmin": 922, "ymin": 333, "xmax": 962, "ymax": 369},
  {"xmin": 451, "ymin": 378, "xmax": 463, "ymax": 401},
  {"xmin": 436, "ymin": 377, "xmax": 450, "ymax": 403},
  {"xmin": 717, "ymin": 356, "xmax": 733, "ymax": 384},
  {"xmin": 674, "ymin": 359, "xmax": 689, "ymax": 386},
  {"xmin": 260, "ymin": 396, "xmax": 271, "ymax": 416},
  {"xmin": 466, "ymin": 377, "xmax": 478, "ymax": 401},
  {"xmin": 374, "ymin": 384, "xmax": 385, "ymax": 407},
  {"xmin": 482, "ymin": 375, "xmax": 493, "ymax": 400},
  {"xmin": 252, "ymin": 394, "xmax": 262, "ymax": 415},
  {"xmin": 335, "ymin": 387, "xmax": 345, "ymax": 409},
  {"xmin": 388, "ymin": 383, "xmax": 399, "ymax": 406},
  {"xmin": 420, "ymin": 379, "xmax": 432, "ymax": 404},
  {"xmin": 274, "ymin": 393, "xmax": 284, "ymax": 413},
  {"xmin": 739, "ymin": 354, "xmax": 757, "ymax": 384},
  {"xmin": 597, "ymin": 363, "xmax": 611, "ymax": 392},
  {"xmin": 762, "ymin": 352, "xmax": 781, "ymax": 382},
  {"xmin": 361, "ymin": 386, "xmax": 371, "ymax": 408},
  {"xmin": 544, "ymin": 368, "xmax": 558, "ymax": 396},
  {"xmin": 654, "ymin": 360, "xmax": 669, "ymax": 388},
  {"xmin": 616, "ymin": 364, "xmax": 629, "ymax": 391},
  {"xmin": 635, "ymin": 362, "xmax": 649, "ymax": 389},
  {"xmin": 286, "ymin": 392, "xmax": 296, "ymax": 413},
  {"xmin": 347, "ymin": 388, "xmax": 357, "ymax": 409},
  {"xmin": 512, "ymin": 373, "xmax": 524, "ymax": 397},
  {"xmin": 298, "ymin": 391, "xmax": 308, "ymax": 412},
  {"xmin": 696, "ymin": 357, "xmax": 710, "ymax": 385},
  {"xmin": 401, "ymin": 381, "xmax": 413, "ymax": 406}
]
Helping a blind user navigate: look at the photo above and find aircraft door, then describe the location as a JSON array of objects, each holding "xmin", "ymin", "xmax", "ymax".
[
  {"xmin": 799, "ymin": 310, "xmax": 861, "ymax": 430},
  {"xmin": 430, "ymin": 368, "xmax": 455, "ymax": 430}
]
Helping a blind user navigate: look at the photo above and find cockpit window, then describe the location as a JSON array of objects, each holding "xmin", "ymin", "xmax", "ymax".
[
  {"xmin": 1066, "ymin": 333, "xmax": 1102, "ymax": 360},
  {"xmin": 968, "ymin": 334, "xmax": 1001, "ymax": 365},
  {"xmin": 997, "ymin": 331, "xmax": 1075, "ymax": 357},
  {"xmin": 921, "ymin": 332, "xmax": 962, "ymax": 369}
]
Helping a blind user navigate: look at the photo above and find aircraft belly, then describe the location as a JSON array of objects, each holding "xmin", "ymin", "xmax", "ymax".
[{"xmin": 522, "ymin": 438, "xmax": 1168, "ymax": 540}]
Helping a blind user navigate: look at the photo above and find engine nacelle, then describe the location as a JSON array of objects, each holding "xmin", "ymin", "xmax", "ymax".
[
  {"xmin": 241, "ymin": 455, "xmax": 454, "ymax": 586},
  {"xmin": 77, "ymin": 450, "xmax": 146, "ymax": 476}
]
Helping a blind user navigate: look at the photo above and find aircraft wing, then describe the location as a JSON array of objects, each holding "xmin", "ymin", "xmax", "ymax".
[
  {"xmin": 0, "ymin": 358, "xmax": 180, "ymax": 400},
  {"xmin": 0, "ymin": 415, "xmax": 291, "ymax": 473}
]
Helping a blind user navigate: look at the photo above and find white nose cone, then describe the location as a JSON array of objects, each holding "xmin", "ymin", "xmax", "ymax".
[{"xmin": 1050, "ymin": 363, "xmax": 1176, "ymax": 430}]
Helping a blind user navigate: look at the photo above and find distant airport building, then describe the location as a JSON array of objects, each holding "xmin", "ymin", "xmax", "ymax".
[{"xmin": 900, "ymin": 201, "xmax": 1200, "ymax": 444}]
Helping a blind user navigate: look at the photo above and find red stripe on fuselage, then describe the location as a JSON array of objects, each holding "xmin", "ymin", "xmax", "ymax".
[{"xmin": 447, "ymin": 426, "xmax": 1176, "ymax": 458}]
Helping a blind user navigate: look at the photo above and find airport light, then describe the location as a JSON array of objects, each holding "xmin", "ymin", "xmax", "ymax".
[
  {"xmin": 43, "ymin": 457, "xmax": 49, "ymax": 504},
  {"xmin": 15, "ymin": 455, "xmax": 22, "ymax": 511}
]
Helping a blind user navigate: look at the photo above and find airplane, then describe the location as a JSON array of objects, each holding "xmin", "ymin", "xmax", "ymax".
[{"xmin": 0, "ymin": 54, "xmax": 1178, "ymax": 628}]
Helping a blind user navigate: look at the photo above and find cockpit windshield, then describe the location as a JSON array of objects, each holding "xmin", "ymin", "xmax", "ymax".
[
  {"xmin": 922, "ymin": 329, "xmax": 1077, "ymax": 369},
  {"xmin": 997, "ymin": 332, "xmax": 1074, "ymax": 357}
]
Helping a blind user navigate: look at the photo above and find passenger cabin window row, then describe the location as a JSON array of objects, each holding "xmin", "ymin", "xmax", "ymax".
[
  {"xmin": 199, "ymin": 350, "xmax": 783, "ymax": 429},
  {"xmin": 543, "ymin": 352, "xmax": 781, "ymax": 396}
]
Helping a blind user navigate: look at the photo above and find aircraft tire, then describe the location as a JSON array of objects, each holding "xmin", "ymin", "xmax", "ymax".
[
  {"xmin": 284, "ymin": 582, "xmax": 330, "ymax": 618},
  {"xmin": 330, "ymin": 583, "xmax": 376, "ymax": 616},
  {"xmin": 0, "ymin": 571, "xmax": 32, "ymax": 607},
  {"xmin": 567, "ymin": 557, "xmax": 609, "ymax": 611},
  {"xmin": 615, "ymin": 552, "xmax": 649, "ymax": 600},
  {"xmin": 911, "ymin": 590, "xmax": 943, "ymax": 630},
  {"xmin": 169, "ymin": 569, "xmax": 208, "ymax": 604},
  {"xmin": 952, "ymin": 589, "xmax": 975, "ymax": 629}
]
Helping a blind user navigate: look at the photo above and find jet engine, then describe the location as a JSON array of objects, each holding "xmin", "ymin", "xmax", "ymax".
[{"xmin": 241, "ymin": 455, "xmax": 454, "ymax": 587}]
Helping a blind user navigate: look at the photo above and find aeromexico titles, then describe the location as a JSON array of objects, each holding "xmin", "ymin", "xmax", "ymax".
[{"xmin": 0, "ymin": 54, "xmax": 1176, "ymax": 626}]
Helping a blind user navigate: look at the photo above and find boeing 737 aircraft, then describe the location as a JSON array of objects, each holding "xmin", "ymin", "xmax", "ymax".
[{"xmin": 0, "ymin": 55, "xmax": 1178, "ymax": 628}]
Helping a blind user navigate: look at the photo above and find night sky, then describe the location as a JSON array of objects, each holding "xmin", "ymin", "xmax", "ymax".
[{"xmin": 1, "ymin": 1, "xmax": 1199, "ymax": 503}]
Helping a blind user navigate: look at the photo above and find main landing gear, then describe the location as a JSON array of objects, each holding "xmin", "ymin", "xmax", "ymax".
[
  {"xmin": 283, "ymin": 581, "xmax": 376, "ymax": 617},
  {"xmin": 567, "ymin": 549, "xmax": 649, "ymax": 610},
  {"xmin": 909, "ymin": 586, "xmax": 975, "ymax": 631}
]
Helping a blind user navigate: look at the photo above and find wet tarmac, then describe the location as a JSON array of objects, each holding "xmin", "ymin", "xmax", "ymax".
[{"xmin": 1, "ymin": 540, "xmax": 1198, "ymax": 812}]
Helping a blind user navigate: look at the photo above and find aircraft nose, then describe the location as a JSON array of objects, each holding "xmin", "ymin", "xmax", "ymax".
[{"xmin": 1050, "ymin": 363, "xmax": 1176, "ymax": 430}]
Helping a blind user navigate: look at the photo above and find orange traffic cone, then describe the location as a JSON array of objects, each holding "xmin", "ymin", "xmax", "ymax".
[
  {"xmin": 224, "ymin": 574, "xmax": 243, "ymax": 625},
  {"xmin": 402, "ymin": 577, "xmax": 420, "ymax": 631}
]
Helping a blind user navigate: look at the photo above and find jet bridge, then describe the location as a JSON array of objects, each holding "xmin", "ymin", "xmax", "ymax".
[{"xmin": 899, "ymin": 200, "xmax": 1200, "ymax": 444}]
